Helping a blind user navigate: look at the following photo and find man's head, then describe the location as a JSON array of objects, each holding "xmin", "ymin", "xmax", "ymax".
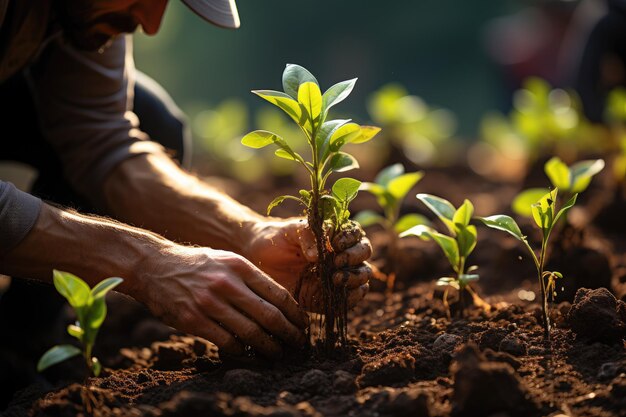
[{"xmin": 56, "ymin": 0, "xmax": 239, "ymax": 51}]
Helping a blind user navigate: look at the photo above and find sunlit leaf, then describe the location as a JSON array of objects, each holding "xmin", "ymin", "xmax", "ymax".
[
  {"xmin": 387, "ymin": 172, "xmax": 424, "ymax": 200},
  {"xmin": 416, "ymin": 194, "xmax": 456, "ymax": 234},
  {"xmin": 67, "ymin": 324, "xmax": 83, "ymax": 339},
  {"xmin": 241, "ymin": 130, "xmax": 281, "ymax": 148},
  {"xmin": 322, "ymin": 78, "xmax": 357, "ymax": 117},
  {"xmin": 329, "ymin": 123, "xmax": 361, "ymax": 152},
  {"xmin": 37, "ymin": 344, "xmax": 81, "ymax": 372},
  {"xmin": 90, "ymin": 277, "xmax": 123, "ymax": 300},
  {"xmin": 315, "ymin": 119, "xmax": 351, "ymax": 160},
  {"xmin": 252, "ymin": 90, "xmax": 302, "ymax": 124},
  {"xmin": 544, "ymin": 157, "xmax": 571, "ymax": 190},
  {"xmin": 86, "ymin": 297, "xmax": 107, "ymax": 329},
  {"xmin": 394, "ymin": 213, "xmax": 430, "ymax": 234},
  {"xmin": 53, "ymin": 270, "xmax": 90, "ymax": 308},
  {"xmin": 512, "ymin": 188, "xmax": 549, "ymax": 217},
  {"xmin": 456, "ymin": 225, "xmax": 477, "ymax": 258},
  {"xmin": 354, "ymin": 210, "xmax": 385, "ymax": 228},
  {"xmin": 570, "ymin": 159, "xmax": 605, "ymax": 193},
  {"xmin": 531, "ymin": 189, "xmax": 557, "ymax": 230},
  {"xmin": 351, "ymin": 126, "xmax": 381, "ymax": 144},
  {"xmin": 437, "ymin": 277, "xmax": 460, "ymax": 290},
  {"xmin": 266, "ymin": 194, "xmax": 303, "ymax": 215},
  {"xmin": 554, "ymin": 193, "xmax": 578, "ymax": 224},
  {"xmin": 327, "ymin": 152, "xmax": 359, "ymax": 173},
  {"xmin": 478, "ymin": 215, "xmax": 525, "ymax": 241},
  {"xmin": 332, "ymin": 178, "xmax": 361, "ymax": 203},
  {"xmin": 298, "ymin": 82, "xmax": 322, "ymax": 122},
  {"xmin": 275, "ymin": 148, "xmax": 304, "ymax": 162},
  {"xmin": 452, "ymin": 199, "xmax": 474, "ymax": 228},
  {"xmin": 374, "ymin": 163, "xmax": 404, "ymax": 186},
  {"xmin": 282, "ymin": 64, "xmax": 318, "ymax": 99},
  {"xmin": 400, "ymin": 225, "xmax": 459, "ymax": 269},
  {"xmin": 359, "ymin": 182, "xmax": 386, "ymax": 197}
]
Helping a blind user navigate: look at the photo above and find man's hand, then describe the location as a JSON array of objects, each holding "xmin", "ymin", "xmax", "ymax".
[
  {"xmin": 242, "ymin": 218, "xmax": 373, "ymax": 312},
  {"xmin": 134, "ymin": 245, "xmax": 309, "ymax": 358}
]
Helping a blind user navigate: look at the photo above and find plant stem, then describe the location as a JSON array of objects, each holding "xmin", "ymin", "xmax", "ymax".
[{"xmin": 523, "ymin": 238, "xmax": 549, "ymax": 338}]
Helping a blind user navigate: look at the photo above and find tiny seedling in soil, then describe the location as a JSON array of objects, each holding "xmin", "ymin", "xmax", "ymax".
[
  {"xmin": 400, "ymin": 194, "xmax": 488, "ymax": 318},
  {"xmin": 479, "ymin": 188, "xmax": 576, "ymax": 338},
  {"xmin": 242, "ymin": 64, "xmax": 380, "ymax": 352},
  {"xmin": 38, "ymin": 270, "xmax": 123, "ymax": 376},
  {"xmin": 354, "ymin": 163, "xmax": 427, "ymax": 291}
]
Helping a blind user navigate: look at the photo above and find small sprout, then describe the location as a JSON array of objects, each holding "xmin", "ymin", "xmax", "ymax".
[
  {"xmin": 37, "ymin": 270, "xmax": 123, "ymax": 377},
  {"xmin": 354, "ymin": 163, "xmax": 427, "ymax": 291},
  {"xmin": 242, "ymin": 64, "xmax": 380, "ymax": 351},
  {"xmin": 479, "ymin": 188, "xmax": 576, "ymax": 338},
  {"xmin": 544, "ymin": 156, "xmax": 604, "ymax": 196},
  {"xmin": 401, "ymin": 194, "xmax": 487, "ymax": 318}
]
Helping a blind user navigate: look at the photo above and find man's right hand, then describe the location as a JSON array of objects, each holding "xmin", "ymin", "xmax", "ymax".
[{"xmin": 133, "ymin": 245, "xmax": 310, "ymax": 359}]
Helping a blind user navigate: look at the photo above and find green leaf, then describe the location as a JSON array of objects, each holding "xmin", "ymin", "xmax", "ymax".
[
  {"xmin": 415, "ymin": 194, "xmax": 456, "ymax": 234},
  {"xmin": 37, "ymin": 344, "xmax": 81, "ymax": 372},
  {"xmin": 452, "ymin": 199, "xmax": 474, "ymax": 228},
  {"xmin": 478, "ymin": 215, "xmax": 525, "ymax": 241},
  {"xmin": 375, "ymin": 164, "xmax": 404, "ymax": 186},
  {"xmin": 393, "ymin": 213, "xmax": 430, "ymax": 234},
  {"xmin": 266, "ymin": 194, "xmax": 302, "ymax": 215},
  {"xmin": 512, "ymin": 188, "xmax": 549, "ymax": 217},
  {"xmin": 458, "ymin": 274, "xmax": 479, "ymax": 286},
  {"xmin": 275, "ymin": 148, "xmax": 304, "ymax": 162},
  {"xmin": 67, "ymin": 324, "xmax": 84, "ymax": 339},
  {"xmin": 241, "ymin": 130, "xmax": 281, "ymax": 148},
  {"xmin": 322, "ymin": 78, "xmax": 357, "ymax": 117},
  {"xmin": 329, "ymin": 123, "xmax": 361, "ymax": 152},
  {"xmin": 554, "ymin": 193, "xmax": 578, "ymax": 224},
  {"xmin": 327, "ymin": 152, "xmax": 359, "ymax": 173},
  {"xmin": 387, "ymin": 172, "xmax": 424, "ymax": 200},
  {"xmin": 531, "ymin": 189, "xmax": 557, "ymax": 231},
  {"xmin": 400, "ymin": 225, "xmax": 459, "ymax": 269},
  {"xmin": 282, "ymin": 64, "xmax": 318, "ymax": 99},
  {"xmin": 570, "ymin": 159, "xmax": 605, "ymax": 193},
  {"xmin": 351, "ymin": 126, "xmax": 381, "ymax": 144},
  {"xmin": 298, "ymin": 82, "xmax": 322, "ymax": 122},
  {"xmin": 53, "ymin": 270, "xmax": 90, "ymax": 308},
  {"xmin": 359, "ymin": 182, "xmax": 386, "ymax": 197},
  {"xmin": 86, "ymin": 297, "xmax": 107, "ymax": 330},
  {"xmin": 545, "ymin": 157, "xmax": 571, "ymax": 191},
  {"xmin": 456, "ymin": 225, "xmax": 477, "ymax": 258},
  {"xmin": 332, "ymin": 178, "xmax": 361, "ymax": 203},
  {"xmin": 354, "ymin": 210, "xmax": 385, "ymax": 228},
  {"xmin": 252, "ymin": 90, "xmax": 302, "ymax": 124},
  {"xmin": 90, "ymin": 277, "xmax": 123, "ymax": 300},
  {"xmin": 315, "ymin": 119, "xmax": 351, "ymax": 160},
  {"xmin": 92, "ymin": 357, "xmax": 102, "ymax": 377}
]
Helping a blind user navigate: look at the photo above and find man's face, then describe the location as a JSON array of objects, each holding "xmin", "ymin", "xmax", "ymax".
[{"xmin": 57, "ymin": 0, "xmax": 169, "ymax": 50}]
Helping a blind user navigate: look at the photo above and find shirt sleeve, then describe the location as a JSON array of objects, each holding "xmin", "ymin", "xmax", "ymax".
[
  {"xmin": 0, "ymin": 181, "xmax": 42, "ymax": 256},
  {"xmin": 25, "ymin": 34, "xmax": 164, "ymax": 207}
]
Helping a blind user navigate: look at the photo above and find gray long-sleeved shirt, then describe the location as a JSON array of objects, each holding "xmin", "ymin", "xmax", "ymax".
[{"xmin": 0, "ymin": 33, "xmax": 164, "ymax": 256}]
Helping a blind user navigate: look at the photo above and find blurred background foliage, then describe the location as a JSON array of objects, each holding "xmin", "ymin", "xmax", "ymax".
[{"xmin": 134, "ymin": 0, "xmax": 521, "ymax": 138}]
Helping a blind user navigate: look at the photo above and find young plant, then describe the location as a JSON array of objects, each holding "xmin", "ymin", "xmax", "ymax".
[
  {"xmin": 37, "ymin": 270, "xmax": 123, "ymax": 376},
  {"xmin": 479, "ymin": 188, "xmax": 577, "ymax": 338},
  {"xmin": 354, "ymin": 163, "xmax": 427, "ymax": 291},
  {"xmin": 400, "ymin": 194, "xmax": 487, "ymax": 318},
  {"xmin": 241, "ymin": 64, "xmax": 380, "ymax": 351}
]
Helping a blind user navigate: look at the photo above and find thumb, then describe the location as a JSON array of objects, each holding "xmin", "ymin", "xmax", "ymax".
[{"xmin": 296, "ymin": 224, "xmax": 318, "ymax": 263}]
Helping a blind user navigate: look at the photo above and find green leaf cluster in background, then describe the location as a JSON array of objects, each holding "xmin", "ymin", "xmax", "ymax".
[
  {"xmin": 37, "ymin": 271, "xmax": 122, "ymax": 376},
  {"xmin": 355, "ymin": 163, "xmax": 428, "ymax": 235}
]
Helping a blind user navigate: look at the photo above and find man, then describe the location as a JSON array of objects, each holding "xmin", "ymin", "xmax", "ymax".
[{"xmin": 0, "ymin": 0, "xmax": 371, "ymax": 372}]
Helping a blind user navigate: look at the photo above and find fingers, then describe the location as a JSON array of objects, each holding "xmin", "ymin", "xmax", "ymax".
[
  {"xmin": 331, "ymin": 225, "xmax": 363, "ymax": 252},
  {"xmin": 242, "ymin": 263, "xmax": 310, "ymax": 330},
  {"xmin": 234, "ymin": 293, "xmax": 308, "ymax": 348},
  {"xmin": 332, "ymin": 263, "xmax": 372, "ymax": 289},
  {"xmin": 297, "ymin": 226, "xmax": 318, "ymax": 262},
  {"xmin": 209, "ymin": 298, "xmax": 285, "ymax": 359},
  {"xmin": 347, "ymin": 283, "xmax": 369, "ymax": 308},
  {"xmin": 334, "ymin": 237, "xmax": 372, "ymax": 268}
]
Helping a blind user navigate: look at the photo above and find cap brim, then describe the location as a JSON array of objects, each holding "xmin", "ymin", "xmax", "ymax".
[{"xmin": 181, "ymin": 0, "xmax": 240, "ymax": 29}]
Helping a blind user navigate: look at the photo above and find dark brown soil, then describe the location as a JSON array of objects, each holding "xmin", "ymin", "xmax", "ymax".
[{"xmin": 3, "ymin": 164, "xmax": 626, "ymax": 417}]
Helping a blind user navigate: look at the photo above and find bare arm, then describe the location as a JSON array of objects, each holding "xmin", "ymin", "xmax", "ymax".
[{"xmin": 0, "ymin": 203, "xmax": 308, "ymax": 358}]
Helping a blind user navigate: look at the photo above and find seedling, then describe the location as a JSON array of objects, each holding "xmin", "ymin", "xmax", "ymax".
[
  {"xmin": 400, "ymin": 194, "xmax": 487, "ymax": 318},
  {"xmin": 241, "ymin": 64, "xmax": 380, "ymax": 351},
  {"xmin": 38, "ymin": 270, "xmax": 123, "ymax": 376},
  {"xmin": 479, "ymin": 188, "xmax": 576, "ymax": 338},
  {"xmin": 354, "ymin": 163, "xmax": 428, "ymax": 291}
]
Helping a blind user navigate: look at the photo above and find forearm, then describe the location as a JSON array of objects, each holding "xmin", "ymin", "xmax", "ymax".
[
  {"xmin": 103, "ymin": 152, "xmax": 263, "ymax": 254},
  {"xmin": 0, "ymin": 203, "xmax": 167, "ymax": 298}
]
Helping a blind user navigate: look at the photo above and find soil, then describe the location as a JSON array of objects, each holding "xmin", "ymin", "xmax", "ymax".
[{"xmin": 2, "ymin": 164, "xmax": 626, "ymax": 417}]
